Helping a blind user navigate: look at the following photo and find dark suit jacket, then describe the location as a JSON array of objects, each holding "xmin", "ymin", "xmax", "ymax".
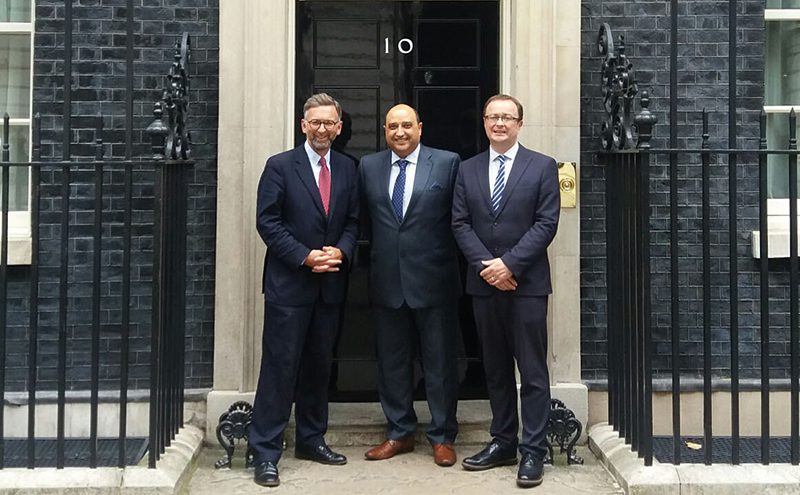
[
  {"xmin": 256, "ymin": 144, "xmax": 359, "ymax": 306},
  {"xmin": 359, "ymin": 145, "xmax": 461, "ymax": 309},
  {"xmin": 451, "ymin": 144, "xmax": 560, "ymax": 297}
]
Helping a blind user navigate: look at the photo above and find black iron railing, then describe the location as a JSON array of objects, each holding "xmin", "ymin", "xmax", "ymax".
[
  {"xmin": 600, "ymin": 19, "xmax": 800, "ymax": 466},
  {"xmin": 0, "ymin": 28, "xmax": 193, "ymax": 470}
]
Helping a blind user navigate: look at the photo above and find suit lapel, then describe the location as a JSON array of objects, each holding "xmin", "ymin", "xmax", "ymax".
[
  {"xmin": 404, "ymin": 146, "xmax": 433, "ymax": 220},
  {"xmin": 293, "ymin": 146, "xmax": 326, "ymax": 218},
  {"xmin": 495, "ymin": 146, "xmax": 530, "ymax": 216},
  {"xmin": 376, "ymin": 150, "xmax": 394, "ymax": 219},
  {"xmin": 474, "ymin": 151, "xmax": 493, "ymax": 213}
]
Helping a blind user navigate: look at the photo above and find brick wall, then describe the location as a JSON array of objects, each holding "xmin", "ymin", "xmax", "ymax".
[
  {"xmin": 3, "ymin": 0, "xmax": 218, "ymax": 392},
  {"xmin": 580, "ymin": 0, "xmax": 782, "ymax": 383}
]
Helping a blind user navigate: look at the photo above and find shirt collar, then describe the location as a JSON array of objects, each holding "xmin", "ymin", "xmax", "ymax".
[
  {"xmin": 391, "ymin": 144, "xmax": 421, "ymax": 166},
  {"xmin": 489, "ymin": 142, "xmax": 519, "ymax": 163},
  {"xmin": 304, "ymin": 140, "xmax": 331, "ymax": 167}
]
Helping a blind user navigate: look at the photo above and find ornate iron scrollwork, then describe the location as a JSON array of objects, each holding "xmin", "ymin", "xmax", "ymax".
[
  {"xmin": 214, "ymin": 401, "xmax": 255, "ymax": 469},
  {"xmin": 598, "ymin": 23, "xmax": 638, "ymax": 151},
  {"xmin": 146, "ymin": 32, "xmax": 192, "ymax": 160},
  {"xmin": 545, "ymin": 398, "xmax": 584, "ymax": 465}
]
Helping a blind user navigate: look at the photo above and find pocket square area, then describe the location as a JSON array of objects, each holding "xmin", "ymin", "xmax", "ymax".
[{"xmin": 429, "ymin": 182, "xmax": 444, "ymax": 191}]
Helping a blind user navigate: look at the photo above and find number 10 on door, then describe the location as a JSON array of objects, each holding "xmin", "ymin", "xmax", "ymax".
[{"xmin": 385, "ymin": 37, "xmax": 414, "ymax": 54}]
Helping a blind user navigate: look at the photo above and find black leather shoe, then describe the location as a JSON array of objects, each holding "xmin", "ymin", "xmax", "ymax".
[
  {"xmin": 461, "ymin": 440, "xmax": 517, "ymax": 471},
  {"xmin": 517, "ymin": 452, "xmax": 544, "ymax": 488},
  {"xmin": 253, "ymin": 461, "xmax": 279, "ymax": 487},
  {"xmin": 295, "ymin": 443, "xmax": 348, "ymax": 465}
]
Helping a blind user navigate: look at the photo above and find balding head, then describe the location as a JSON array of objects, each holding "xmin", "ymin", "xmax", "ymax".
[{"xmin": 384, "ymin": 104, "xmax": 423, "ymax": 158}]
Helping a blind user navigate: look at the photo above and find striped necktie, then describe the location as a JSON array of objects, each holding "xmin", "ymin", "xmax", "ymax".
[{"xmin": 491, "ymin": 155, "xmax": 506, "ymax": 212}]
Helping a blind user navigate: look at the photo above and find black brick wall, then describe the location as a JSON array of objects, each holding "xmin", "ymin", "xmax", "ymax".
[
  {"xmin": 3, "ymin": 0, "xmax": 218, "ymax": 392},
  {"xmin": 579, "ymin": 1, "xmax": 791, "ymax": 383}
]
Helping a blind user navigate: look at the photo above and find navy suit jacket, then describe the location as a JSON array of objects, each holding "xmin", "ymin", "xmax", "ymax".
[
  {"xmin": 451, "ymin": 144, "xmax": 560, "ymax": 297},
  {"xmin": 359, "ymin": 145, "xmax": 462, "ymax": 309},
  {"xmin": 256, "ymin": 144, "xmax": 359, "ymax": 306}
]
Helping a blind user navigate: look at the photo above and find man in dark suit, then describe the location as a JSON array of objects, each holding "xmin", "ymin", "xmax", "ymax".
[
  {"xmin": 360, "ymin": 104, "xmax": 461, "ymax": 467},
  {"xmin": 250, "ymin": 93, "xmax": 358, "ymax": 487},
  {"xmin": 452, "ymin": 94, "xmax": 560, "ymax": 488}
]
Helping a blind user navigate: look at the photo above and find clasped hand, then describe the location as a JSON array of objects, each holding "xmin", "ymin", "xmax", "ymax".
[
  {"xmin": 304, "ymin": 246, "xmax": 343, "ymax": 273},
  {"xmin": 480, "ymin": 258, "xmax": 517, "ymax": 291}
]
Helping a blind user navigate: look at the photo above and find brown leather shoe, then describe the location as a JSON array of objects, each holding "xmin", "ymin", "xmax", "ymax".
[
  {"xmin": 364, "ymin": 437, "xmax": 415, "ymax": 460},
  {"xmin": 432, "ymin": 443, "xmax": 456, "ymax": 467}
]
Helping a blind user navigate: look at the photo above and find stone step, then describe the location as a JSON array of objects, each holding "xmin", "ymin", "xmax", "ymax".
[{"xmin": 284, "ymin": 400, "xmax": 493, "ymax": 447}]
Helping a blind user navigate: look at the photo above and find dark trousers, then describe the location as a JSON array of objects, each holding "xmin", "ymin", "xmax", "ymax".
[
  {"xmin": 248, "ymin": 299, "xmax": 339, "ymax": 464},
  {"xmin": 473, "ymin": 294, "xmax": 550, "ymax": 459},
  {"xmin": 373, "ymin": 303, "xmax": 459, "ymax": 445}
]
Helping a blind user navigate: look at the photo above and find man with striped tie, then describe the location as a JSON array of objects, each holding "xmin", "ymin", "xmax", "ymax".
[
  {"xmin": 359, "ymin": 104, "xmax": 462, "ymax": 467},
  {"xmin": 451, "ymin": 94, "xmax": 560, "ymax": 489},
  {"xmin": 251, "ymin": 93, "xmax": 358, "ymax": 487}
]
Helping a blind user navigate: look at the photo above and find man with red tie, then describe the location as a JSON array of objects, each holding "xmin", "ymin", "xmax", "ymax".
[
  {"xmin": 452, "ymin": 94, "xmax": 560, "ymax": 488},
  {"xmin": 250, "ymin": 93, "xmax": 359, "ymax": 487}
]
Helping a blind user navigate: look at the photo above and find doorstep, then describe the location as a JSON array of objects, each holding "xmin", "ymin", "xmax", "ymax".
[{"xmin": 288, "ymin": 400, "xmax": 494, "ymax": 447}]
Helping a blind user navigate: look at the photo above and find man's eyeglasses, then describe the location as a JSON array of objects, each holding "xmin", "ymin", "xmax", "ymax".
[
  {"xmin": 483, "ymin": 114, "xmax": 520, "ymax": 124},
  {"xmin": 306, "ymin": 119, "xmax": 340, "ymax": 129}
]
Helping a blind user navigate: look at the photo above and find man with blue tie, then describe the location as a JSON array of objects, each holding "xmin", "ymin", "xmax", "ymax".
[
  {"xmin": 452, "ymin": 94, "xmax": 560, "ymax": 488},
  {"xmin": 359, "ymin": 104, "xmax": 462, "ymax": 467},
  {"xmin": 250, "ymin": 93, "xmax": 359, "ymax": 487}
]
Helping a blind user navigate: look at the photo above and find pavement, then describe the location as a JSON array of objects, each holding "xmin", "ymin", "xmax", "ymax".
[{"xmin": 182, "ymin": 445, "xmax": 622, "ymax": 495}]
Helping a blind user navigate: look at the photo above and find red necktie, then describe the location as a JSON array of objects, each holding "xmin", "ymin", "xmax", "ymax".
[{"xmin": 318, "ymin": 156, "xmax": 331, "ymax": 216}]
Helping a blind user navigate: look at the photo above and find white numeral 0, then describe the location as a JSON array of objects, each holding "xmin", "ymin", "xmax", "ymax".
[{"xmin": 384, "ymin": 37, "xmax": 414, "ymax": 54}]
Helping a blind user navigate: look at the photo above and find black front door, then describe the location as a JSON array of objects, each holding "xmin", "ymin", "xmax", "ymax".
[{"xmin": 296, "ymin": 0, "xmax": 499, "ymax": 401}]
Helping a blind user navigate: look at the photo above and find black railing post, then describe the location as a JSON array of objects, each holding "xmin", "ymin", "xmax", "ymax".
[
  {"xmin": 0, "ymin": 113, "xmax": 10, "ymax": 469},
  {"xmin": 118, "ymin": 0, "xmax": 135, "ymax": 468},
  {"xmin": 89, "ymin": 115, "xmax": 104, "ymax": 468},
  {"xmin": 57, "ymin": 0, "xmax": 74, "ymax": 469},
  {"xmin": 668, "ymin": 0, "xmax": 681, "ymax": 466},
  {"xmin": 27, "ymin": 113, "xmax": 41, "ymax": 469},
  {"xmin": 147, "ymin": 33, "xmax": 192, "ymax": 468},
  {"xmin": 150, "ymin": 162, "xmax": 164, "ymax": 468},
  {"xmin": 758, "ymin": 110, "xmax": 770, "ymax": 465},
  {"xmin": 118, "ymin": 158, "xmax": 133, "ymax": 468},
  {"xmin": 635, "ymin": 92, "xmax": 656, "ymax": 466},
  {"xmin": 727, "ymin": 0, "xmax": 740, "ymax": 465},
  {"xmin": 701, "ymin": 110, "xmax": 713, "ymax": 465},
  {"xmin": 788, "ymin": 109, "xmax": 798, "ymax": 466}
]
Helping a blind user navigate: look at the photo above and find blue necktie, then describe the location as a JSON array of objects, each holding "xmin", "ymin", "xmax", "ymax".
[
  {"xmin": 491, "ymin": 155, "xmax": 506, "ymax": 212},
  {"xmin": 391, "ymin": 159, "xmax": 409, "ymax": 222}
]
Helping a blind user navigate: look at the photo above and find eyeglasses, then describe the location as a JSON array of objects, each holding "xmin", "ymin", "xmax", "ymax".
[
  {"xmin": 483, "ymin": 114, "xmax": 520, "ymax": 124},
  {"xmin": 306, "ymin": 119, "xmax": 340, "ymax": 129}
]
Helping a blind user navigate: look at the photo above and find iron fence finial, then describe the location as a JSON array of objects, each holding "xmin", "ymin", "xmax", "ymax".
[
  {"xmin": 634, "ymin": 91, "xmax": 657, "ymax": 149},
  {"xmin": 2, "ymin": 113, "xmax": 9, "ymax": 162},
  {"xmin": 146, "ymin": 101, "xmax": 168, "ymax": 160},
  {"xmin": 598, "ymin": 24, "xmax": 639, "ymax": 151},
  {"xmin": 149, "ymin": 33, "xmax": 191, "ymax": 161}
]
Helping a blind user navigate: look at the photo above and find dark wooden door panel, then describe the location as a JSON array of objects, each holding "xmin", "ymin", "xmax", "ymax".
[{"xmin": 296, "ymin": 0, "xmax": 499, "ymax": 401}]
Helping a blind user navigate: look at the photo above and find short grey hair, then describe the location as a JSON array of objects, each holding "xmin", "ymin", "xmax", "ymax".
[{"xmin": 303, "ymin": 93, "xmax": 342, "ymax": 119}]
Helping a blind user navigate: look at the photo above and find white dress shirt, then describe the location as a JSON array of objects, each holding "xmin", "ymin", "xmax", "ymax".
[
  {"xmin": 488, "ymin": 142, "xmax": 519, "ymax": 196},
  {"xmin": 389, "ymin": 145, "xmax": 421, "ymax": 217},
  {"xmin": 304, "ymin": 141, "xmax": 332, "ymax": 186}
]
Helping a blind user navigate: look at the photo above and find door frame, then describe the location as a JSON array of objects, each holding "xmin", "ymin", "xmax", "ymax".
[{"xmin": 209, "ymin": 0, "xmax": 584, "ymax": 440}]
